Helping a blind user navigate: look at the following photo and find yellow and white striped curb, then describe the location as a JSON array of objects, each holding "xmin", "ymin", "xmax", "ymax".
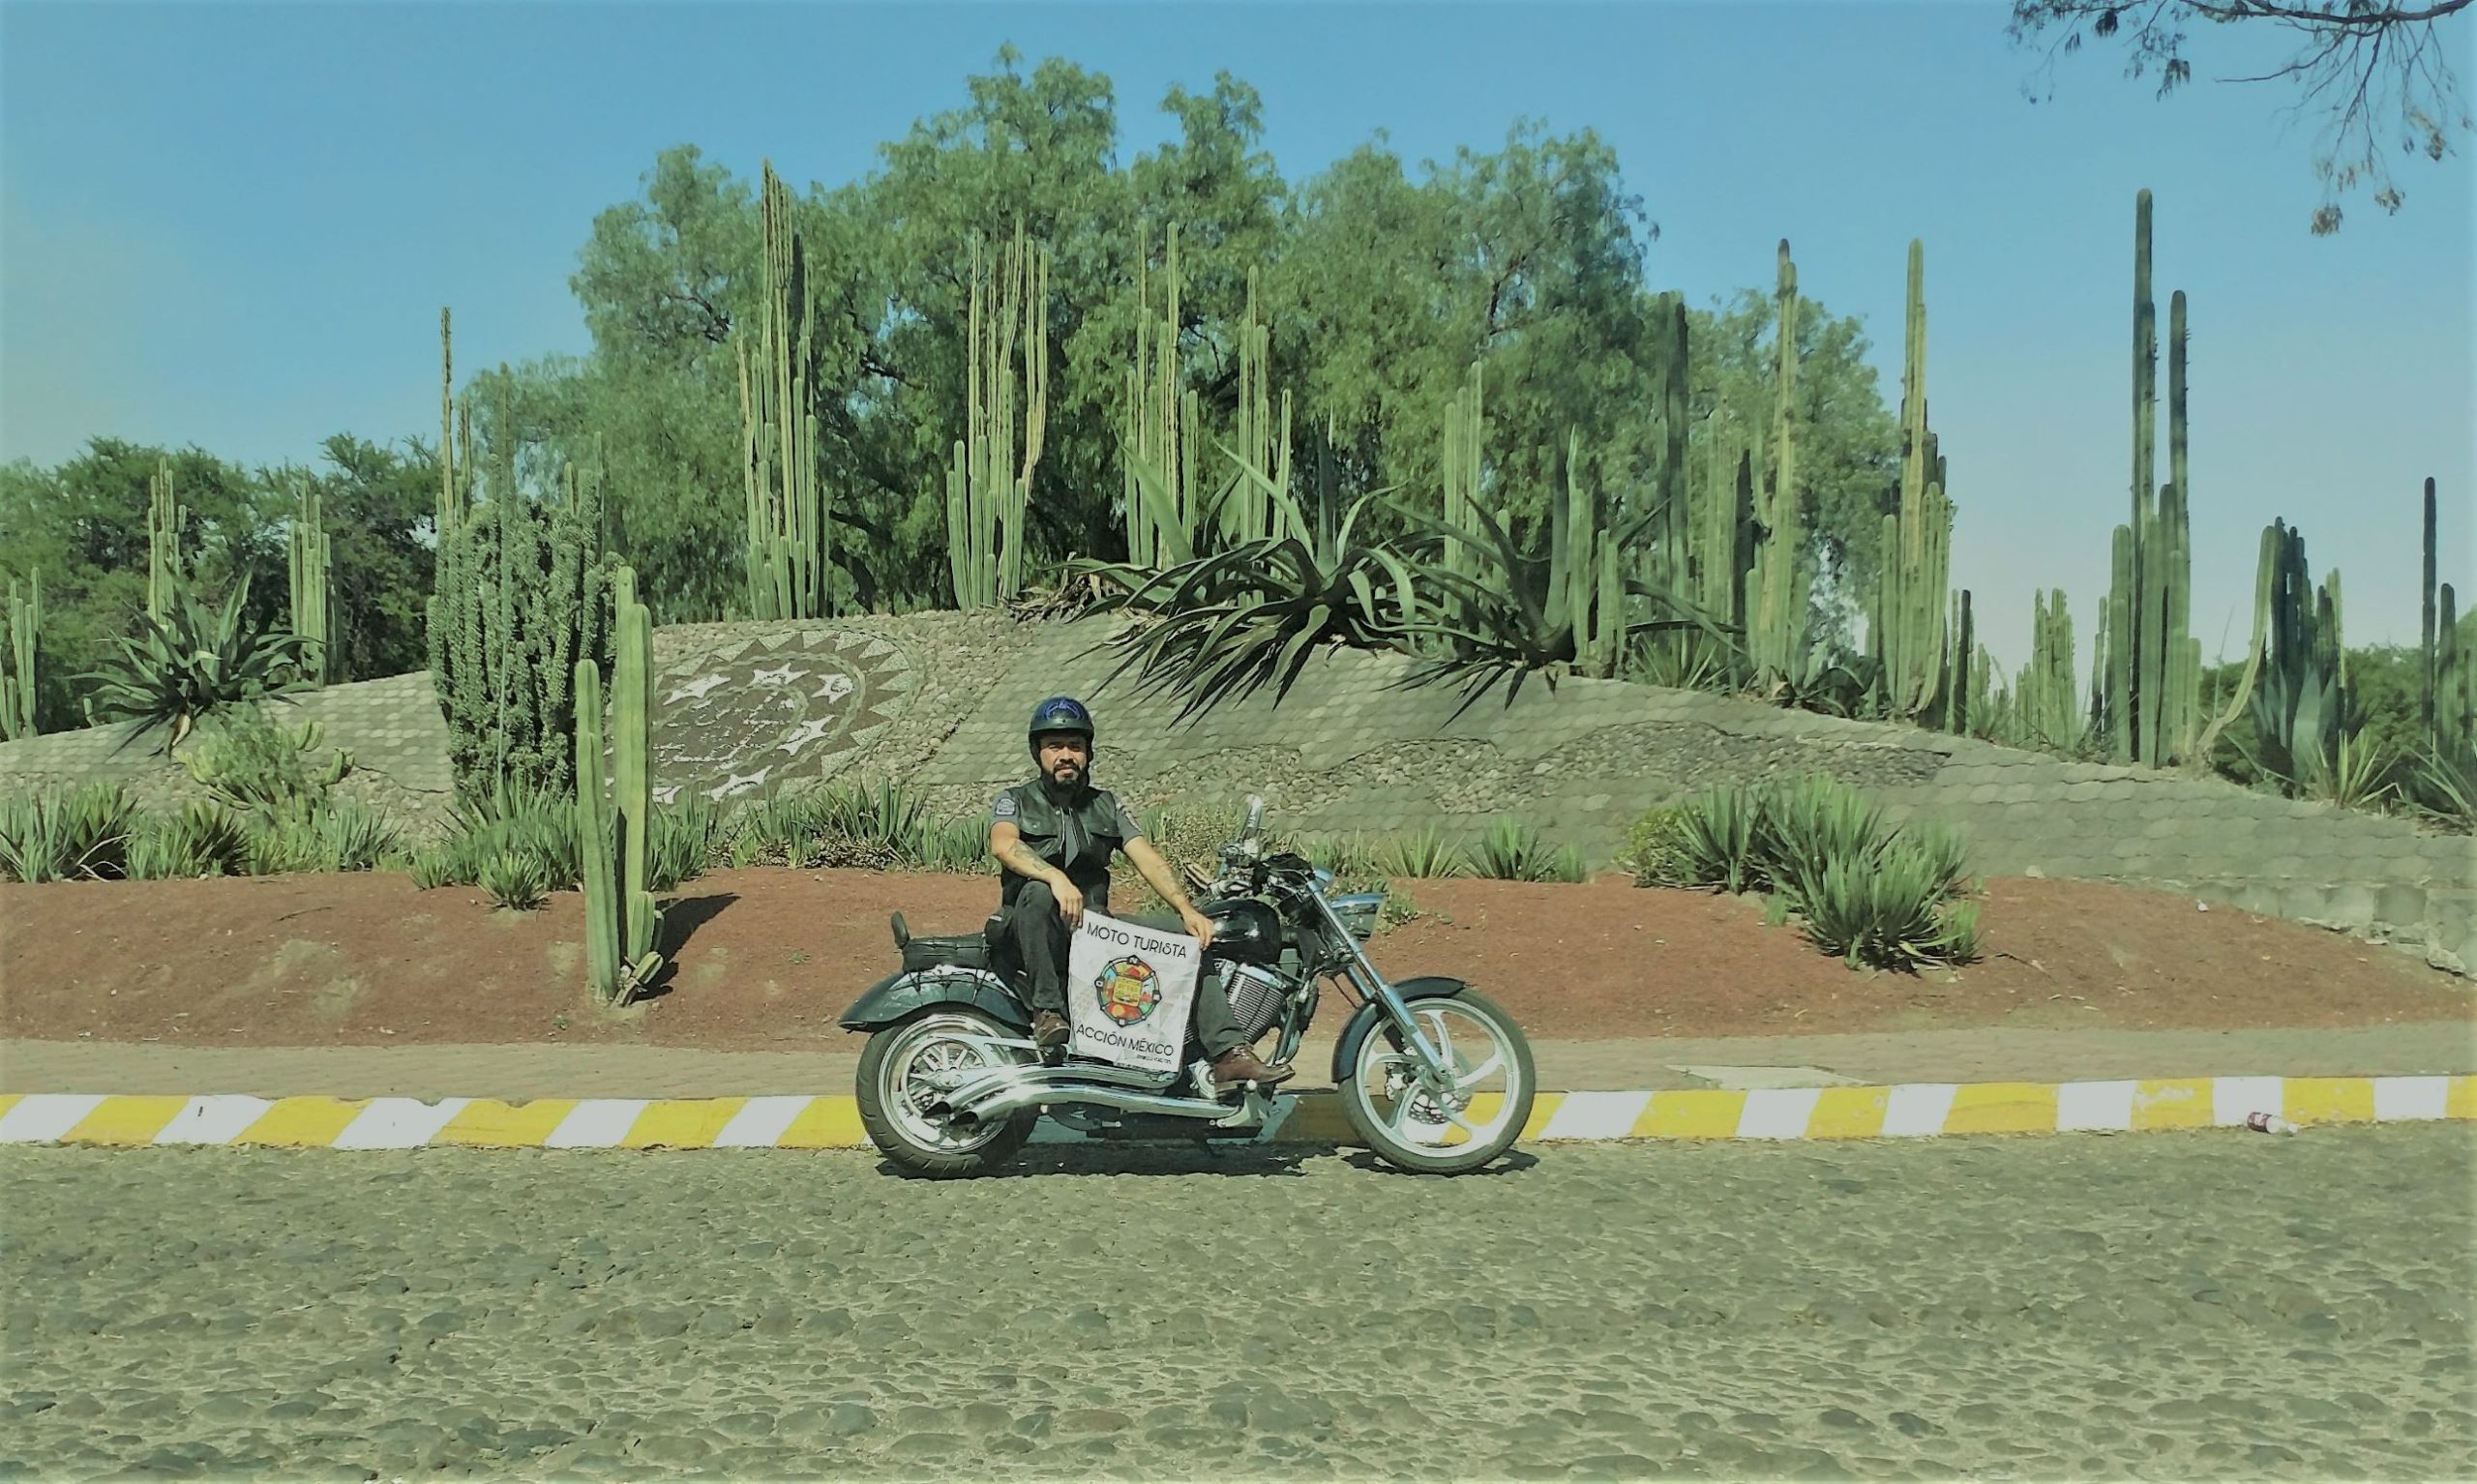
[{"xmin": 1, "ymin": 1076, "xmax": 2470, "ymax": 1150}]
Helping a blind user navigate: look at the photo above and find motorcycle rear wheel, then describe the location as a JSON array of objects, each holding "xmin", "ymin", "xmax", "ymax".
[
  {"xmin": 1337, "ymin": 988, "xmax": 1536, "ymax": 1175},
  {"xmin": 855, "ymin": 1008, "xmax": 1037, "ymax": 1177}
]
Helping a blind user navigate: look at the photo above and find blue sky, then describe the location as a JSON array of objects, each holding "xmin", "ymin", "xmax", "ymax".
[{"xmin": 4, "ymin": 0, "xmax": 2471, "ymax": 682}]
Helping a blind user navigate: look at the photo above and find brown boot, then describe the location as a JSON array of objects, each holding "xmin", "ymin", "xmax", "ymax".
[
  {"xmin": 1030, "ymin": 1010, "xmax": 1069, "ymax": 1053},
  {"xmin": 1210, "ymin": 1046, "xmax": 1295, "ymax": 1091}
]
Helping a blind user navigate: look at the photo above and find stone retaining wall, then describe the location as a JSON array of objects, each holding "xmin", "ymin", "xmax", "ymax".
[{"xmin": 3, "ymin": 612, "xmax": 2468, "ymax": 973}]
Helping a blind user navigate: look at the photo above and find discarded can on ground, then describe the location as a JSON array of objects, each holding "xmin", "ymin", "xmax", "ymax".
[{"xmin": 2245, "ymin": 1112, "xmax": 2301, "ymax": 1135}]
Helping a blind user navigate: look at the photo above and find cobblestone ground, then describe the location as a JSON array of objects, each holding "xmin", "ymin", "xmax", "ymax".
[{"xmin": 4, "ymin": 1128, "xmax": 2471, "ymax": 1480}]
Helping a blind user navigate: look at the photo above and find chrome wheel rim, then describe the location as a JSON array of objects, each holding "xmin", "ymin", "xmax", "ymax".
[
  {"xmin": 881, "ymin": 1012, "xmax": 1024, "ymax": 1154},
  {"xmin": 1349, "ymin": 999, "xmax": 1524, "ymax": 1152}
]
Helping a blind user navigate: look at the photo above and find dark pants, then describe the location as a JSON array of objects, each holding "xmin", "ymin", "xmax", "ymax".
[{"xmin": 1000, "ymin": 879, "xmax": 1248, "ymax": 1058}]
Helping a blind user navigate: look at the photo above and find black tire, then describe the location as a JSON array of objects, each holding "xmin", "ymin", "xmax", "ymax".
[
  {"xmin": 1336, "ymin": 987, "xmax": 1537, "ymax": 1175},
  {"xmin": 854, "ymin": 1008, "xmax": 1037, "ymax": 1178}
]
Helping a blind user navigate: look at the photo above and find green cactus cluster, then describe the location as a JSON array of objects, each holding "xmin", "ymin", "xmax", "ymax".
[
  {"xmin": 2418, "ymin": 477, "xmax": 2473, "ymax": 758},
  {"xmin": 739, "ymin": 160, "xmax": 831, "ymax": 621},
  {"xmin": 946, "ymin": 221, "xmax": 1051, "ymax": 608},
  {"xmin": 577, "ymin": 565, "xmax": 663, "ymax": 1005},
  {"xmin": 2240, "ymin": 519, "xmax": 2354, "ymax": 788},
  {"xmin": 1225, "ymin": 264, "xmax": 1295, "ymax": 547},
  {"xmin": 438, "ymin": 308, "xmax": 473, "ymax": 544},
  {"xmin": 2017, "ymin": 589, "xmax": 2084, "ymax": 752},
  {"xmin": 146, "ymin": 458, "xmax": 187, "ymax": 624},
  {"xmin": 427, "ymin": 453, "xmax": 615, "ymax": 801},
  {"xmin": 1122, "ymin": 222, "xmax": 1209, "ymax": 570},
  {"xmin": 1438, "ymin": 361, "xmax": 1485, "ymax": 588},
  {"xmin": 1, "ymin": 570, "xmax": 39, "ymax": 740},
  {"xmin": 288, "ymin": 477, "xmax": 331, "ymax": 686},
  {"xmin": 1749, "ymin": 240, "xmax": 1809, "ymax": 691},
  {"xmin": 2101, "ymin": 192, "xmax": 2203, "ymax": 768},
  {"xmin": 1543, "ymin": 430, "xmax": 1626, "ymax": 678},
  {"xmin": 1872, "ymin": 240, "xmax": 1955, "ymax": 722}
]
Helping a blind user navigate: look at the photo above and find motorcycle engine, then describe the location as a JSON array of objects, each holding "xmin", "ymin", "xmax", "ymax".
[{"xmin": 1217, "ymin": 962, "xmax": 1290, "ymax": 1042}]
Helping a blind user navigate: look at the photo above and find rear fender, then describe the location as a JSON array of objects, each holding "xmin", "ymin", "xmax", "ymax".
[
  {"xmin": 1328, "ymin": 975, "xmax": 1471, "ymax": 1085},
  {"xmin": 837, "ymin": 967, "xmax": 1029, "ymax": 1033}
]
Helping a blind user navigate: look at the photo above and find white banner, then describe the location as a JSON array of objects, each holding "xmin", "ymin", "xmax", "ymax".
[{"xmin": 1064, "ymin": 909, "xmax": 1202, "ymax": 1073}]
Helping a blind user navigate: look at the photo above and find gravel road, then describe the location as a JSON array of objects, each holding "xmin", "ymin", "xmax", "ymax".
[{"xmin": 4, "ymin": 1127, "xmax": 2471, "ymax": 1480}]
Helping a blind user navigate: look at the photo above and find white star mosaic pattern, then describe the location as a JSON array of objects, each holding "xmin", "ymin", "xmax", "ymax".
[{"xmin": 639, "ymin": 628, "xmax": 918, "ymax": 806}]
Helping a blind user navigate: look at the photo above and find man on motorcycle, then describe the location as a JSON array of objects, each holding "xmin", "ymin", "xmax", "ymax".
[{"xmin": 988, "ymin": 696, "xmax": 1295, "ymax": 1091}]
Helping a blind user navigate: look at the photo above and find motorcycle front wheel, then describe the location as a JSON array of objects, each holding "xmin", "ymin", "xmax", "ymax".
[
  {"xmin": 1337, "ymin": 988, "xmax": 1537, "ymax": 1175},
  {"xmin": 854, "ymin": 1008, "xmax": 1038, "ymax": 1177}
]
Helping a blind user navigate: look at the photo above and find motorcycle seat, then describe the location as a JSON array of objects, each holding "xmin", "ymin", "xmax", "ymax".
[{"xmin": 890, "ymin": 910, "xmax": 1003, "ymax": 973}]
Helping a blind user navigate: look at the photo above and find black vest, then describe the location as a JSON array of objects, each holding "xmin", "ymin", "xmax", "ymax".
[{"xmin": 998, "ymin": 778, "xmax": 1130, "ymax": 908}]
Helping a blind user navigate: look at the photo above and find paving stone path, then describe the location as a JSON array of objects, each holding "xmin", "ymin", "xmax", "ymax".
[{"xmin": 3, "ymin": 1126, "xmax": 2469, "ymax": 1479}]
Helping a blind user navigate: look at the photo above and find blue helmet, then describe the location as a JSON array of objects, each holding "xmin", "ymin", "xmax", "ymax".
[{"xmin": 1028, "ymin": 696, "xmax": 1095, "ymax": 752}]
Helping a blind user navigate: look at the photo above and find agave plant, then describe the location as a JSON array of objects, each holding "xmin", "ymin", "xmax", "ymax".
[
  {"xmin": 1794, "ymin": 837, "xmax": 1983, "ymax": 970},
  {"xmin": 1375, "ymin": 822, "xmax": 1472, "ymax": 879},
  {"xmin": 1770, "ymin": 640, "xmax": 1887, "ymax": 721},
  {"xmin": 0, "ymin": 782, "xmax": 137, "ymax": 882},
  {"xmin": 648, "ymin": 795, "xmax": 723, "ymax": 891},
  {"xmin": 1074, "ymin": 432, "xmax": 1421, "ymax": 723},
  {"xmin": 126, "ymin": 799, "xmax": 254, "ymax": 880},
  {"xmin": 1658, "ymin": 784, "xmax": 1767, "ymax": 894},
  {"xmin": 80, "ymin": 575, "xmax": 313, "ymax": 755},
  {"xmin": 1388, "ymin": 488, "xmax": 1738, "ymax": 714},
  {"xmin": 1472, "ymin": 816, "xmax": 1587, "ymax": 882}
]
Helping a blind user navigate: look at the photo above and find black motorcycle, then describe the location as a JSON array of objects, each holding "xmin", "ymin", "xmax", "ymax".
[{"xmin": 838, "ymin": 796, "xmax": 1536, "ymax": 1176}]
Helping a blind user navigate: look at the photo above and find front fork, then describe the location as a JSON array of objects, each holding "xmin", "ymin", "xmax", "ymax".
[{"xmin": 1310, "ymin": 891, "xmax": 1454, "ymax": 1084}]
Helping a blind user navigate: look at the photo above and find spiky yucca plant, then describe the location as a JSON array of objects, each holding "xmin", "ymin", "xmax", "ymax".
[
  {"xmin": 81, "ymin": 577, "xmax": 313, "ymax": 754},
  {"xmin": 1078, "ymin": 434, "xmax": 1419, "ymax": 723},
  {"xmin": 1795, "ymin": 836, "xmax": 1982, "ymax": 969},
  {"xmin": 126, "ymin": 799, "xmax": 254, "ymax": 880},
  {"xmin": 0, "ymin": 783, "xmax": 138, "ymax": 882},
  {"xmin": 1375, "ymin": 823, "xmax": 1473, "ymax": 879},
  {"xmin": 1473, "ymin": 816, "xmax": 1587, "ymax": 882}
]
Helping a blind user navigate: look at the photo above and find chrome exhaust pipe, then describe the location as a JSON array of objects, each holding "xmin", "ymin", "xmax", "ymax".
[
  {"xmin": 936, "ymin": 1060, "xmax": 1167, "ymax": 1116},
  {"xmin": 955, "ymin": 1081, "xmax": 1251, "ymax": 1125}
]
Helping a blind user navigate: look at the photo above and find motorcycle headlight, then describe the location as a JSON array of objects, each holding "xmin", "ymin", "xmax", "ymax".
[{"xmin": 1328, "ymin": 892, "xmax": 1384, "ymax": 940}]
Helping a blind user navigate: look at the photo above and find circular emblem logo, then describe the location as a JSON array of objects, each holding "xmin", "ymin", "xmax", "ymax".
[{"xmin": 1093, "ymin": 956, "xmax": 1160, "ymax": 1024}]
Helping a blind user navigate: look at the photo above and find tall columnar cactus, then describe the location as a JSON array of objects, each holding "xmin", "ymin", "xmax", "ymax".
[
  {"xmin": 2192, "ymin": 522, "xmax": 2282, "ymax": 768},
  {"xmin": 1873, "ymin": 239, "xmax": 1955, "ymax": 721},
  {"xmin": 1541, "ymin": 430, "xmax": 1626, "ymax": 678},
  {"xmin": 1749, "ymin": 239, "xmax": 1808, "ymax": 689},
  {"xmin": 2018, "ymin": 588, "xmax": 2082, "ymax": 753},
  {"xmin": 2101, "ymin": 193, "xmax": 2201, "ymax": 768},
  {"xmin": 947, "ymin": 221, "xmax": 1052, "ymax": 608},
  {"xmin": 2245, "ymin": 519, "xmax": 2353, "ymax": 790},
  {"xmin": 1637, "ymin": 292, "xmax": 1695, "ymax": 676},
  {"xmin": 2438, "ymin": 584, "xmax": 2472, "ymax": 760},
  {"xmin": 1938, "ymin": 588, "xmax": 1975, "ymax": 736},
  {"xmin": 1690, "ymin": 411, "xmax": 1757, "ymax": 654},
  {"xmin": 2413, "ymin": 476, "xmax": 2473, "ymax": 759},
  {"xmin": 146, "ymin": 458, "xmax": 187, "ymax": 623},
  {"xmin": 578, "ymin": 566, "xmax": 664, "ymax": 1006},
  {"xmin": 1, "ymin": 570, "xmax": 39, "ymax": 740},
  {"xmin": 739, "ymin": 160, "xmax": 829, "ymax": 620},
  {"xmin": 1224, "ymin": 264, "xmax": 1295, "ymax": 546},
  {"xmin": 428, "ymin": 450, "xmax": 614, "ymax": 800},
  {"xmin": 1440, "ymin": 361, "xmax": 1486, "ymax": 585},
  {"xmin": 1122, "ymin": 222, "xmax": 1201, "ymax": 569},
  {"xmin": 437, "ymin": 308, "xmax": 470, "ymax": 544},
  {"xmin": 287, "ymin": 477, "xmax": 331, "ymax": 686}
]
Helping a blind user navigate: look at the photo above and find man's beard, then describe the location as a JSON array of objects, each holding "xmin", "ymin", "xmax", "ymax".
[{"xmin": 1047, "ymin": 760, "xmax": 1082, "ymax": 785}]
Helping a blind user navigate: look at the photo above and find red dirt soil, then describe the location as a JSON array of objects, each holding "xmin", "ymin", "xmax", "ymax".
[{"xmin": 2, "ymin": 869, "xmax": 2464, "ymax": 1052}]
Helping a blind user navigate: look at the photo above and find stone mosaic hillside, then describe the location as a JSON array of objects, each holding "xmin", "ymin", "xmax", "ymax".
[{"xmin": 2, "ymin": 611, "xmax": 2469, "ymax": 973}]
